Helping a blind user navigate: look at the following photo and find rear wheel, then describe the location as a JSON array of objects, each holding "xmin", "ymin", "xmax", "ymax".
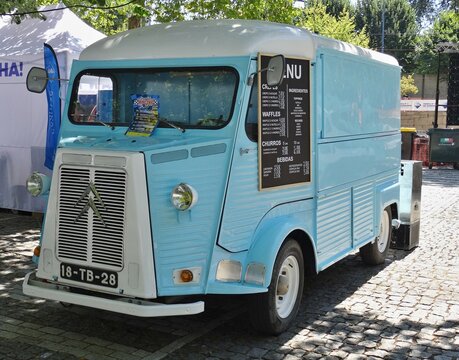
[
  {"xmin": 360, "ymin": 207, "xmax": 392, "ymax": 265},
  {"xmin": 249, "ymin": 239, "xmax": 304, "ymax": 335}
]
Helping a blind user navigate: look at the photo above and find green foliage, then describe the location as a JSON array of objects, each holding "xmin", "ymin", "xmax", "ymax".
[
  {"xmin": 4, "ymin": 0, "xmax": 369, "ymax": 48},
  {"xmin": 0, "ymin": 0, "xmax": 47, "ymax": 23},
  {"xmin": 297, "ymin": 3, "xmax": 369, "ymax": 47},
  {"xmin": 305, "ymin": 0, "xmax": 354, "ymax": 19},
  {"xmin": 153, "ymin": 0, "xmax": 297, "ymax": 24},
  {"xmin": 400, "ymin": 74, "xmax": 419, "ymax": 96},
  {"xmin": 35, "ymin": 0, "xmax": 155, "ymax": 34},
  {"xmin": 415, "ymin": 11, "xmax": 459, "ymax": 76},
  {"xmin": 355, "ymin": 0, "xmax": 418, "ymax": 72},
  {"xmin": 408, "ymin": 0, "xmax": 458, "ymax": 25}
]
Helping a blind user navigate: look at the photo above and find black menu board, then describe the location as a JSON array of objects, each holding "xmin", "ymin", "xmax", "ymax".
[{"xmin": 258, "ymin": 54, "xmax": 311, "ymax": 190}]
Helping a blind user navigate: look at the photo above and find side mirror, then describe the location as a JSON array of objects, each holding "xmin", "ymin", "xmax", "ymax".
[
  {"xmin": 26, "ymin": 67, "xmax": 48, "ymax": 93},
  {"xmin": 266, "ymin": 55, "xmax": 285, "ymax": 86}
]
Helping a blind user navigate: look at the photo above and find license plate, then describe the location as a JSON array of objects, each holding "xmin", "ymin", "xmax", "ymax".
[{"xmin": 60, "ymin": 263, "xmax": 118, "ymax": 288}]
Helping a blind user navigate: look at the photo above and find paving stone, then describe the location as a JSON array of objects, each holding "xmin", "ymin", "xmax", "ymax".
[
  {"xmin": 289, "ymin": 348, "xmax": 306, "ymax": 357},
  {"xmin": 133, "ymin": 349, "xmax": 152, "ymax": 358},
  {"xmin": 61, "ymin": 339, "xmax": 90, "ymax": 349},
  {"xmin": 84, "ymin": 336, "xmax": 113, "ymax": 347},
  {"xmin": 344, "ymin": 354, "xmax": 366, "ymax": 360},
  {"xmin": 0, "ymin": 330, "xmax": 19, "ymax": 339},
  {"xmin": 110, "ymin": 351, "xmax": 142, "ymax": 360},
  {"xmin": 283, "ymin": 354, "xmax": 301, "ymax": 360},
  {"xmin": 84, "ymin": 354, "xmax": 115, "ymax": 360},
  {"xmin": 262, "ymin": 351, "xmax": 284, "ymax": 360},
  {"xmin": 329, "ymin": 350, "xmax": 349, "ymax": 359},
  {"xmin": 247, "ymin": 347, "xmax": 268, "ymax": 358},
  {"xmin": 365, "ymin": 349, "xmax": 389, "ymax": 358},
  {"xmin": 275, "ymin": 345, "xmax": 292, "ymax": 354},
  {"xmin": 302, "ymin": 353, "xmax": 323, "ymax": 359}
]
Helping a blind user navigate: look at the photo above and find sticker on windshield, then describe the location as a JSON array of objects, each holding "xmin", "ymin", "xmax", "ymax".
[{"xmin": 126, "ymin": 94, "xmax": 160, "ymax": 136}]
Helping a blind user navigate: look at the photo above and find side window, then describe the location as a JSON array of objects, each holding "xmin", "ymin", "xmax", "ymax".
[
  {"xmin": 71, "ymin": 75, "xmax": 114, "ymax": 123},
  {"xmin": 245, "ymin": 77, "xmax": 258, "ymax": 142}
]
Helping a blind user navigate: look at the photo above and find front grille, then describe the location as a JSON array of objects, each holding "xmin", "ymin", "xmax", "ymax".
[{"xmin": 57, "ymin": 165, "xmax": 127, "ymax": 270}]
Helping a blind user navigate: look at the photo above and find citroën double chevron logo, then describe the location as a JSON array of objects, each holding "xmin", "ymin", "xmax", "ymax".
[{"xmin": 74, "ymin": 182, "xmax": 106, "ymax": 226}]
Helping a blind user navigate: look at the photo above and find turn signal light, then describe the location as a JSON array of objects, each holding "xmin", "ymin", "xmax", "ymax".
[
  {"xmin": 180, "ymin": 270, "xmax": 194, "ymax": 283},
  {"xmin": 33, "ymin": 246, "xmax": 41, "ymax": 257}
]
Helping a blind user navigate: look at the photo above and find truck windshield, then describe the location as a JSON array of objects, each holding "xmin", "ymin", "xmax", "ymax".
[{"xmin": 69, "ymin": 67, "xmax": 238, "ymax": 129}]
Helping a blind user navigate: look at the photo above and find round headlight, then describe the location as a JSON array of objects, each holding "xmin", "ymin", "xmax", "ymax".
[
  {"xmin": 171, "ymin": 183, "xmax": 198, "ymax": 211},
  {"xmin": 26, "ymin": 172, "xmax": 50, "ymax": 197}
]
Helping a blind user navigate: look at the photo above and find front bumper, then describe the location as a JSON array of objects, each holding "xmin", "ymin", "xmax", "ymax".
[{"xmin": 23, "ymin": 271, "xmax": 204, "ymax": 317}]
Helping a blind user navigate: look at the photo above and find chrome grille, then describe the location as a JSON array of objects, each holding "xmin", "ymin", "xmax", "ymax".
[{"xmin": 57, "ymin": 165, "xmax": 127, "ymax": 270}]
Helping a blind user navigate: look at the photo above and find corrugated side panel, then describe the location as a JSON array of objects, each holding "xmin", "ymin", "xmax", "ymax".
[
  {"xmin": 316, "ymin": 189, "xmax": 351, "ymax": 263},
  {"xmin": 353, "ymin": 182, "xmax": 374, "ymax": 242},
  {"xmin": 376, "ymin": 172, "xmax": 399, "ymax": 189}
]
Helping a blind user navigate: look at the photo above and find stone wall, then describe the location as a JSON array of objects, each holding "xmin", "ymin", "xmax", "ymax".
[
  {"xmin": 412, "ymin": 74, "xmax": 448, "ymax": 99},
  {"xmin": 401, "ymin": 111, "xmax": 447, "ymax": 132}
]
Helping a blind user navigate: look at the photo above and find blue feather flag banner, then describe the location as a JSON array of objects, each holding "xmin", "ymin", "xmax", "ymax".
[{"xmin": 43, "ymin": 43, "xmax": 61, "ymax": 170}]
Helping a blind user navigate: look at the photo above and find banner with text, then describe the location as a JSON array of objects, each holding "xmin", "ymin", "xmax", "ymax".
[
  {"xmin": 43, "ymin": 43, "xmax": 61, "ymax": 170},
  {"xmin": 401, "ymin": 99, "xmax": 447, "ymax": 112}
]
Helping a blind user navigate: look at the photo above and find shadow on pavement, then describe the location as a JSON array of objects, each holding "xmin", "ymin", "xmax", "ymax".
[
  {"xmin": 422, "ymin": 168, "xmax": 459, "ymax": 188},
  {"xmin": 166, "ymin": 251, "xmax": 457, "ymax": 359}
]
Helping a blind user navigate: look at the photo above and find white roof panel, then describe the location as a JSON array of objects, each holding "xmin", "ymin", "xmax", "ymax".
[{"xmin": 80, "ymin": 20, "xmax": 398, "ymax": 66}]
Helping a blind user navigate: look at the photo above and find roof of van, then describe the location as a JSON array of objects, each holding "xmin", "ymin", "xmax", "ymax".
[{"xmin": 79, "ymin": 20, "xmax": 399, "ymax": 66}]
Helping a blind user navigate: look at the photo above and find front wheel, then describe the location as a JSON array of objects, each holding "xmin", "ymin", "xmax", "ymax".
[
  {"xmin": 249, "ymin": 239, "xmax": 304, "ymax": 335},
  {"xmin": 360, "ymin": 207, "xmax": 392, "ymax": 265}
]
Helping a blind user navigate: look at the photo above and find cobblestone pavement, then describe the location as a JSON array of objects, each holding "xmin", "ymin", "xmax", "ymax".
[{"xmin": 1, "ymin": 168, "xmax": 458, "ymax": 360}]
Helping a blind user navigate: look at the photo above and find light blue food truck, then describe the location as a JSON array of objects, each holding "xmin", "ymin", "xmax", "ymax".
[{"xmin": 23, "ymin": 20, "xmax": 401, "ymax": 334}]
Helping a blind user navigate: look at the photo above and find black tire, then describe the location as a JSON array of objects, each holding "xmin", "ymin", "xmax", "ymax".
[
  {"xmin": 360, "ymin": 207, "xmax": 392, "ymax": 265},
  {"xmin": 249, "ymin": 239, "xmax": 304, "ymax": 335}
]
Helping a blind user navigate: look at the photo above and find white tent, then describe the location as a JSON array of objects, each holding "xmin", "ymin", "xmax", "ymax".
[{"xmin": 0, "ymin": 4, "xmax": 105, "ymax": 212}]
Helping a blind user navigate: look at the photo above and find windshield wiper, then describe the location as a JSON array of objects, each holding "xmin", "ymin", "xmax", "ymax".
[
  {"xmin": 159, "ymin": 118, "xmax": 185, "ymax": 133},
  {"xmin": 95, "ymin": 119, "xmax": 115, "ymax": 130}
]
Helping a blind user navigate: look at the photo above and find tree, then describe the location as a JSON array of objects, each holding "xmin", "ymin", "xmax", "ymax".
[
  {"xmin": 153, "ymin": 0, "xmax": 298, "ymax": 24},
  {"xmin": 400, "ymin": 74, "xmax": 419, "ymax": 96},
  {"xmin": 296, "ymin": 3, "xmax": 369, "ymax": 47},
  {"xmin": 415, "ymin": 11, "xmax": 459, "ymax": 77},
  {"xmin": 408, "ymin": 0, "xmax": 458, "ymax": 25},
  {"xmin": 2, "ymin": 0, "xmax": 369, "ymax": 45},
  {"xmin": 153, "ymin": 1, "xmax": 369, "ymax": 47},
  {"xmin": 305, "ymin": 0, "xmax": 354, "ymax": 19},
  {"xmin": 355, "ymin": 0, "xmax": 418, "ymax": 72}
]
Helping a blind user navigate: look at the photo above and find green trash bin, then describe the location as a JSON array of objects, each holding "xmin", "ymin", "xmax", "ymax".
[{"xmin": 427, "ymin": 128, "xmax": 459, "ymax": 168}]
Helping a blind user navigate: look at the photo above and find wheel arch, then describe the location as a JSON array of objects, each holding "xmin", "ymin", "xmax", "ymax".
[
  {"xmin": 246, "ymin": 209, "xmax": 317, "ymax": 288},
  {"xmin": 289, "ymin": 229, "xmax": 317, "ymax": 277},
  {"xmin": 389, "ymin": 202, "xmax": 398, "ymax": 222},
  {"xmin": 376, "ymin": 179, "xmax": 399, "ymax": 223}
]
